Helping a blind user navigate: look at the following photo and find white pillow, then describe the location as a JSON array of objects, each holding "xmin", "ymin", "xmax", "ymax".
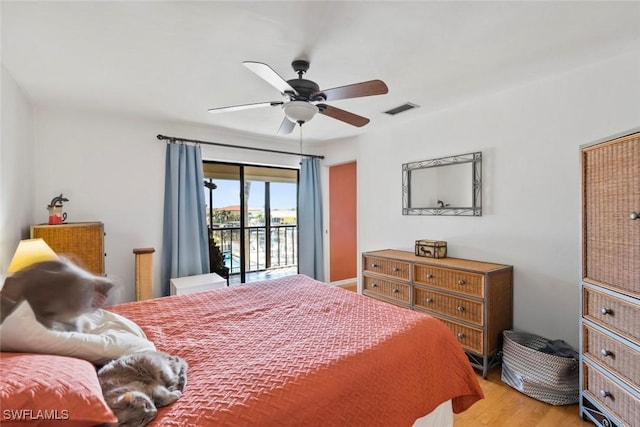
[{"xmin": 0, "ymin": 301, "xmax": 155, "ymax": 365}]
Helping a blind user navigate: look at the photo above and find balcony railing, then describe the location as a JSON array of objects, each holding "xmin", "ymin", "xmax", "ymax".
[{"xmin": 210, "ymin": 225, "xmax": 297, "ymax": 275}]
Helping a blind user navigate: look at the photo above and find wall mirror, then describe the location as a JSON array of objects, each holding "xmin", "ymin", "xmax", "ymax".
[{"xmin": 402, "ymin": 152, "xmax": 482, "ymax": 216}]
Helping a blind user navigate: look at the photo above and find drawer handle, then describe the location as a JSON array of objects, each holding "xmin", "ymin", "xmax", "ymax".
[
  {"xmin": 371, "ymin": 263, "xmax": 379, "ymax": 268},
  {"xmin": 600, "ymin": 349, "xmax": 613, "ymax": 357},
  {"xmin": 630, "ymin": 212, "xmax": 639, "ymax": 220},
  {"xmin": 457, "ymin": 333, "xmax": 465, "ymax": 339},
  {"xmin": 599, "ymin": 390, "xmax": 612, "ymax": 399},
  {"xmin": 425, "ymin": 297, "xmax": 433, "ymax": 304},
  {"xmin": 600, "ymin": 307, "xmax": 613, "ymax": 315},
  {"xmin": 371, "ymin": 283, "xmax": 378, "ymax": 288},
  {"xmin": 457, "ymin": 306, "xmax": 465, "ymax": 312},
  {"xmin": 457, "ymin": 279, "xmax": 466, "ymax": 286},
  {"xmin": 426, "ymin": 274, "xmax": 433, "ymax": 279},
  {"xmin": 392, "ymin": 267, "xmax": 400, "ymax": 272},
  {"xmin": 393, "ymin": 288, "xmax": 399, "ymax": 293}
]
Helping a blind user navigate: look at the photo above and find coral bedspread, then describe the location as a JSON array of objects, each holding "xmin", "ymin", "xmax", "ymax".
[{"xmin": 109, "ymin": 274, "xmax": 483, "ymax": 426}]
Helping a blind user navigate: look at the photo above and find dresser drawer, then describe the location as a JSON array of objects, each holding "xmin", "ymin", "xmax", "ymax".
[
  {"xmin": 583, "ymin": 324, "xmax": 640, "ymax": 391},
  {"xmin": 363, "ymin": 275, "xmax": 411, "ymax": 305},
  {"xmin": 363, "ymin": 256, "xmax": 410, "ymax": 281},
  {"xmin": 413, "ymin": 264, "xmax": 484, "ymax": 298},
  {"xmin": 583, "ymin": 361, "xmax": 640, "ymax": 427},
  {"xmin": 583, "ymin": 287, "xmax": 640, "ymax": 346},
  {"xmin": 433, "ymin": 315, "xmax": 484, "ymax": 355},
  {"xmin": 414, "ymin": 287, "xmax": 483, "ymax": 326}
]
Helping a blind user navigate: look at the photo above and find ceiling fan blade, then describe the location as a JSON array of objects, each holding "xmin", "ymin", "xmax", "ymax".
[
  {"xmin": 317, "ymin": 104, "xmax": 370, "ymax": 127},
  {"xmin": 243, "ymin": 61, "xmax": 297, "ymax": 95},
  {"xmin": 277, "ymin": 117, "xmax": 296, "ymax": 135},
  {"xmin": 315, "ymin": 79, "xmax": 388, "ymax": 102},
  {"xmin": 208, "ymin": 101, "xmax": 283, "ymax": 114}
]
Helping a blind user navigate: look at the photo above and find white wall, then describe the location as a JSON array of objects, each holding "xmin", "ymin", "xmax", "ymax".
[
  {"xmin": 0, "ymin": 64, "xmax": 35, "ymax": 272},
  {"xmin": 31, "ymin": 108, "xmax": 303, "ymax": 303},
  {"xmin": 317, "ymin": 51, "xmax": 640, "ymax": 348}
]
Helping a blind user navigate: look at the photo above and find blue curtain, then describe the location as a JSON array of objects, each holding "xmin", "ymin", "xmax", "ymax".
[
  {"xmin": 298, "ymin": 157, "xmax": 324, "ymax": 281},
  {"xmin": 161, "ymin": 143, "xmax": 210, "ymax": 295}
]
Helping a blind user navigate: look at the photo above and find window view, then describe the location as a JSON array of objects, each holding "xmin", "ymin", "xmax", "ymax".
[{"xmin": 203, "ymin": 162, "xmax": 298, "ymax": 283}]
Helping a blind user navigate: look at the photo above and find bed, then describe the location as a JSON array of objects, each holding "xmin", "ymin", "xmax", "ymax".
[{"xmin": 1, "ymin": 274, "xmax": 483, "ymax": 426}]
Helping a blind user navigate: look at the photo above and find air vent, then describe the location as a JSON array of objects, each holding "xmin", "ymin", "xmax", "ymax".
[{"xmin": 383, "ymin": 102, "xmax": 420, "ymax": 116}]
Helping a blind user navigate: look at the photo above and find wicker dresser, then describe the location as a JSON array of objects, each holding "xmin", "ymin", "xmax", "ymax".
[
  {"xmin": 580, "ymin": 131, "xmax": 640, "ymax": 427},
  {"xmin": 362, "ymin": 249, "xmax": 513, "ymax": 378},
  {"xmin": 31, "ymin": 222, "xmax": 105, "ymax": 275}
]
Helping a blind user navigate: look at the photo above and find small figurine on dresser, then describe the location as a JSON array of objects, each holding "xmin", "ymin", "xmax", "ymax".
[{"xmin": 47, "ymin": 193, "xmax": 69, "ymax": 224}]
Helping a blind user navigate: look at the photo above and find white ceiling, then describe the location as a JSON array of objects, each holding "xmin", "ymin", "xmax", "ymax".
[{"xmin": 2, "ymin": 1, "xmax": 640, "ymax": 143}]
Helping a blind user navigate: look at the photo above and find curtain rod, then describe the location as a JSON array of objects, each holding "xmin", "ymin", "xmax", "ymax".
[{"xmin": 156, "ymin": 134, "xmax": 324, "ymax": 160}]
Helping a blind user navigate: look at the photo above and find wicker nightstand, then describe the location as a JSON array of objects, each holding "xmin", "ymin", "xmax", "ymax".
[{"xmin": 30, "ymin": 222, "xmax": 105, "ymax": 275}]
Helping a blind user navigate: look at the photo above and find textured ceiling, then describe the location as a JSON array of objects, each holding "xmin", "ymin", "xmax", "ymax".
[{"xmin": 2, "ymin": 1, "xmax": 639, "ymax": 143}]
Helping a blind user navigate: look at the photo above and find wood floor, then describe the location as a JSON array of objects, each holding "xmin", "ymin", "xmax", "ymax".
[
  {"xmin": 454, "ymin": 367, "xmax": 591, "ymax": 427},
  {"xmin": 337, "ymin": 282, "xmax": 357, "ymax": 292}
]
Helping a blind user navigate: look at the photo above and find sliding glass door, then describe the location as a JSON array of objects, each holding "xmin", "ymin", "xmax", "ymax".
[{"xmin": 203, "ymin": 162, "xmax": 298, "ymax": 283}]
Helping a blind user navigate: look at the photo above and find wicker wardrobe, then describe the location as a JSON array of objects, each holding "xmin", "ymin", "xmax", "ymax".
[
  {"xmin": 580, "ymin": 130, "xmax": 640, "ymax": 426},
  {"xmin": 31, "ymin": 222, "xmax": 105, "ymax": 275}
]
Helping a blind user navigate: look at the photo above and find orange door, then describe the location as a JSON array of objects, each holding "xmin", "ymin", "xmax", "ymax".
[{"xmin": 329, "ymin": 162, "xmax": 357, "ymax": 282}]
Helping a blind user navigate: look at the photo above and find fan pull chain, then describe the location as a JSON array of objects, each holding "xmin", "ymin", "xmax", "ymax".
[{"xmin": 299, "ymin": 124, "xmax": 304, "ymax": 159}]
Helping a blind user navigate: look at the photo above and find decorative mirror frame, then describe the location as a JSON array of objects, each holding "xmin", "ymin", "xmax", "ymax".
[{"xmin": 402, "ymin": 151, "xmax": 482, "ymax": 216}]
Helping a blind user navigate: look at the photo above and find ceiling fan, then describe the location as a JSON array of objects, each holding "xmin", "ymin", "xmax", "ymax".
[{"xmin": 208, "ymin": 59, "xmax": 389, "ymax": 135}]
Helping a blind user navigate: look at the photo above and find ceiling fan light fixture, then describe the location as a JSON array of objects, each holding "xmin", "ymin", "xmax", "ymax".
[{"xmin": 283, "ymin": 101, "xmax": 318, "ymax": 124}]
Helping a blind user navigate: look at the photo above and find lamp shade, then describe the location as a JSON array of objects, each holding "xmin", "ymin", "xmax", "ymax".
[
  {"xmin": 283, "ymin": 101, "xmax": 318, "ymax": 124},
  {"xmin": 7, "ymin": 238, "xmax": 59, "ymax": 273}
]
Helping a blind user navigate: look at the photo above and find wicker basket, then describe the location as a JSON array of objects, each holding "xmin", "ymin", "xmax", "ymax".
[{"xmin": 501, "ymin": 330, "xmax": 579, "ymax": 405}]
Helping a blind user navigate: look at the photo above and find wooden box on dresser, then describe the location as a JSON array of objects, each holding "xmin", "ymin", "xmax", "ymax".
[
  {"xmin": 31, "ymin": 222, "xmax": 105, "ymax": 275},
  {"xmin": 362, "ymin": 249, "xmax": 513, "ymax": 378},
  {"xmin": 580, "ymin": 130, "xmax": 640, "ymax": 427}
]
